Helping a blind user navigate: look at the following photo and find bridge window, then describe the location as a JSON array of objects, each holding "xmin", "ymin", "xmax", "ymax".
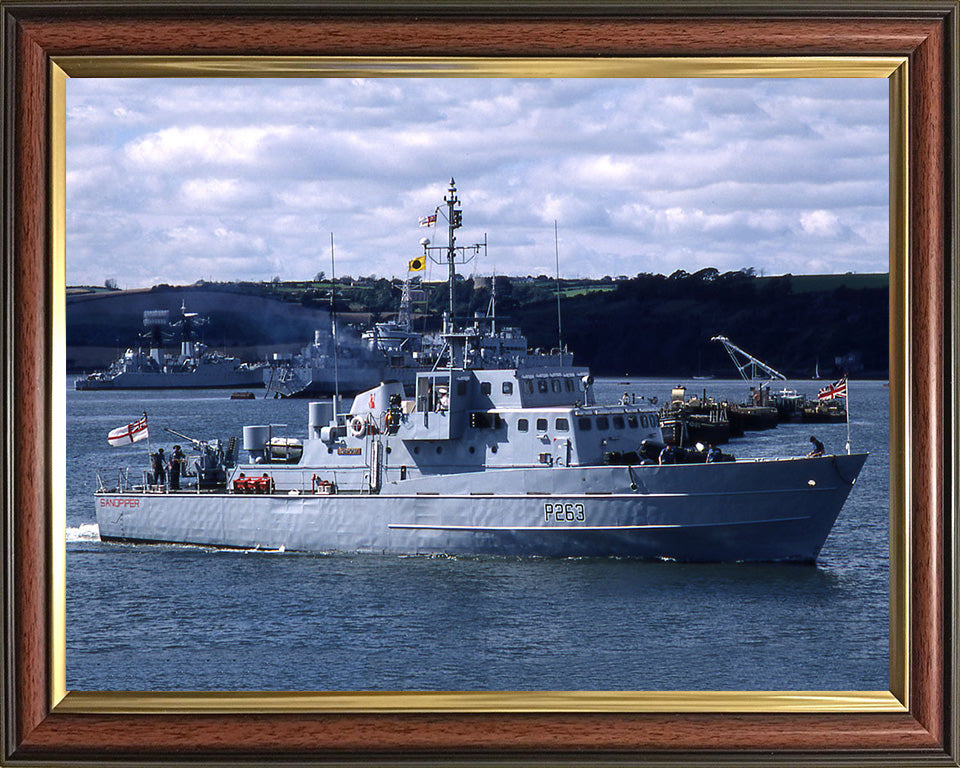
[
  {"xmin": 578, "ymin": 417, "xmax": 592, "ymax": 431},
  {"xmin": 613, "ymin": 416, "xmax": 625, "ymax": 429},
  {"xmin": 457, "ymin": 381, "xmax": 467, "ymax": 396},
  {"xmin": 555, "ymin": 418, "xmax": 569, "ymax": 431},
  {"xmin": 480, "ymin": 381, "xmax": 491, "ymax": 395},
  {"xmin": 537, "ymin": 380, "xmax": 549, "ymax": 393},
  {"xmin": 565, "ymin": 378, "xmax": 575, "ymax": 392},
  {"xmin": 536, "ymin": 418, "xmax": 548, "ymax": 431},
  {"xmin": 502, "ymin": 381, "xmax": 513, "ymax": 395},
  {"xmin": 551, "ymin": 379, "xmax": 562, "ymax": 393},
  {"xmin": 470, "ymin": 412, "xmax": 503, "ymax": 429},
  {"xmin": 517, "ymin": 418, "xmax": 529, "ymax": 432},
  {"xmin": 522, "ymin": 380, "xmax": 534, "ymax": 394},
  {"xmin": 627, "ymin": 415, "xmax": 639, "ymax": 429},
  {"xmin": 597, "ymin": 416, "xmax": 610, "ymax": 430}
]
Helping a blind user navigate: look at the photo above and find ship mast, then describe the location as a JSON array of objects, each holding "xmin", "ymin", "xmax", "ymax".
[
  {"xmin": 444, "ymin": 180, "xmax": 460, "ymax": 327},
  {"xmin": 420, "ymin": 178, "xmax": 485, "ymax": 337},
  {"xmin": 397, "ymin": 278, "xmax": 413, "ymax": 333}
]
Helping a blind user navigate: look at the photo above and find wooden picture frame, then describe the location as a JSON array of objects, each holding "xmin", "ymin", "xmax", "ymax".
[{"xmin": 2, "ymin": 2, "xmax": 957, "ymax": 764}]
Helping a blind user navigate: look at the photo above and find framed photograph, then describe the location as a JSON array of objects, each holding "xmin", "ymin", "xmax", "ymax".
[{"xmin": 2, "ymin": 2, "xmax": 957, "ymax": 764}]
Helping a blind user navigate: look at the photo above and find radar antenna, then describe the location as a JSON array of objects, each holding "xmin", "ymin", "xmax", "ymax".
[
  {"xmin": 141, "ymin": 309, "xmax": 172, "ymax": 348},
  {"xmin": 710, "ymin": 335, "xmax": 786, "ymax": 382}
]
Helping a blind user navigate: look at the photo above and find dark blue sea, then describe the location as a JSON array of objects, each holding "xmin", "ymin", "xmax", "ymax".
[{"xmin": 66, "ymin": 377, "xmax": 889, "ymax": 691}]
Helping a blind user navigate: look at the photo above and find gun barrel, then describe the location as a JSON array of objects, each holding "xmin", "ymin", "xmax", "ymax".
[{"xmin": 163, "ymin": 427, "xmax": 203, "ymax": 445}]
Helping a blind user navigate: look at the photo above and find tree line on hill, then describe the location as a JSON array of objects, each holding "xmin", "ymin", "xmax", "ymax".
[{"xmin": 69, "ymin": 268, "xmax": 888, "ymax": 378}]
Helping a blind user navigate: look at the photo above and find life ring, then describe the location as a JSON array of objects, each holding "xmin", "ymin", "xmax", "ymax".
[{"xmin": 349, "ymin": 415, "xmax": 366, "ymax": 437}]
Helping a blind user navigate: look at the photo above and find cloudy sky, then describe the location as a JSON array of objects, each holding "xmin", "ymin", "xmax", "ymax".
[{"xmin": 66, "ymin": 77, "xmax": 888, "ymax": 288}]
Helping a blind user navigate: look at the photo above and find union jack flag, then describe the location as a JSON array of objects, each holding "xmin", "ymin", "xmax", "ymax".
[
  {"xmin": 418, "ymin": 214, "xmax": 437, "ymax": 227},
  {"xmin": 107, "ymin": 413, "xmax": 149, "ymax": 446},
  {"xmin": 818, "ymin": 377, "xmax": 848, "ymax": 401}
]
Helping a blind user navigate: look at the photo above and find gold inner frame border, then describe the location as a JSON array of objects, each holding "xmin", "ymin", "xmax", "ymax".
[{"xmin": 48, "ymin": 55, "xmax": 909, "ymax": 716}]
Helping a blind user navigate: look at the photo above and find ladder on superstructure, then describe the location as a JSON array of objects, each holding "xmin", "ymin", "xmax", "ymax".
[{"xmin": 710, "ymin": 335, "xmax": 786, "ymax": 382}]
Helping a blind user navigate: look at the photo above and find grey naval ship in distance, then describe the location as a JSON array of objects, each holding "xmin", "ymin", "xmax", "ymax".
[
  {"xmin": 94, "ymin": 180, "xmax": 868, "ymax": 562},
  {"xmin": 265, "ymin": 242, "xmax": 572, "ymax": 398},
  {"xmin": 76, "ymin": 302, "xmax": 265, "ymax": 391}
]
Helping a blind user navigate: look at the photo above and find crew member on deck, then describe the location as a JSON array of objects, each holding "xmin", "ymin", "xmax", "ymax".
[
  {"xmin": 706, "ymin": 443, "xmax": 721, "ymax": 463},
  {"xmin": 151, "ymin": 448, "xmax": 166, "ymax": 487},
  {"xmin": 659, "ymin": 444, "xmax": 676, "ymax": 465},
  {"xmin": 807, "ymin": 435, "xmax": 825, "ymax": 457},
  {"xmin": 168, "ymin": 445, "xmax": 185, "ymax": 490}
]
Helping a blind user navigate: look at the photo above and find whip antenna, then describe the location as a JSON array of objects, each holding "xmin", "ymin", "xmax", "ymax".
[
  {"xmin": 555, "ymin": 220, "xmax": 563, "ymax": 366},
  {"xmin": 330, "ymin": 232, "xmax": 340, "ymax": 416}
]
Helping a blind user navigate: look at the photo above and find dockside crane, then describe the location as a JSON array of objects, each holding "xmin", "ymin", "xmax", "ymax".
[{"xmin": 711, "ymin": 335, "xmax": 786, "ymax": 382}]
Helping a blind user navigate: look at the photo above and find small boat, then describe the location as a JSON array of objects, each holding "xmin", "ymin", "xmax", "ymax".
[
  {"xmin": 728, "ymin": 403, "xmax": 779, "ymax": 432},
  {"xmin": 659, "ymin": 386, "xmax": 731, "ymax": 446},
  {"xmin": 801, "ymin": 399, "xmax": 848, "ymax": 423}
]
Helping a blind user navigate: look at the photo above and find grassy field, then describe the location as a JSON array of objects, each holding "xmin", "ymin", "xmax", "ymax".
[{"xmin": 771, "ymin": 273, "xmax": 889, "ymax": 294}]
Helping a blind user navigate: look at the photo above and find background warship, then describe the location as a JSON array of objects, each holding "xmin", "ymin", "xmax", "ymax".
[{"xmin": 75, "ymin": 302, "xmax": 265, "ymax": 390}]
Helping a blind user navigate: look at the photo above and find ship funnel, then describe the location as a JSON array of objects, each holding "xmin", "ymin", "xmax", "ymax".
[
  {"xmin": 243, "ymin": 425, "xmax": 269, "ymax": 451},
  {"xmin": 308, "ymin": 401, "xmax": 335, "ymax": 436}
]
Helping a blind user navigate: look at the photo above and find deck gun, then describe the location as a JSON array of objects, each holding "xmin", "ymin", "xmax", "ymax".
[{"xmin": 163, "ymin": 427, "xmax": 237, "ymax": 489}]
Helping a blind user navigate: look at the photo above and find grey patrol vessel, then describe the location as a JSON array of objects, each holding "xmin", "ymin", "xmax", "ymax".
[{"xmin": 94, "ymin": 183, "xmax": 868, "ymax": 562}]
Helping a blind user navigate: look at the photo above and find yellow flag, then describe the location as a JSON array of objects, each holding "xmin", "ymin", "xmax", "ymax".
[{"xmin": 408, "ymin": 257, "xmax": 425, "ymax": 272}]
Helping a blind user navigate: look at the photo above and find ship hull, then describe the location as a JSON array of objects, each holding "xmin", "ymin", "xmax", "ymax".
[
  {"xmin": 76, "ymin": 368, "xmax": 265, "ymax": 390},
  {"xmin": 95, "ymin": 453, "xmax": 867, "ymax": 562},
  {"xmin": 270, "ymin": 368, "xmax": 411, "ymax": 398}
]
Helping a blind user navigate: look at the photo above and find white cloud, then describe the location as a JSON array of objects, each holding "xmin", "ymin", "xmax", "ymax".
[
  {"xmin": 799, "ymin": 209, "xmax": 844, "ymax": 237},
  {"xmin": 125, "ymin": 124, "xmax": 294, "ymax": 168}
]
